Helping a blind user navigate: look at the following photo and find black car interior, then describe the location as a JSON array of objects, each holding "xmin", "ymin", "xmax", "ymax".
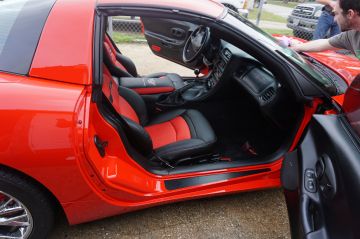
[{"xmin": 99, "ymin": 16, "xmax": 304, "ymax": 173}]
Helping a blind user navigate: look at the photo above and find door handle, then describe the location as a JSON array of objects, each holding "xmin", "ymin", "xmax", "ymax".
[
  {"xmin": 301, "ymin": 194, "xmax": 328, "ymax": 239},
  {"xmin": 301, "ymin": 195, "xmax": 313, "ymax": 235}
]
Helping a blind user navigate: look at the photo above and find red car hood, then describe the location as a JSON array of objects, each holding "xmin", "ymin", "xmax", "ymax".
[
  {"xmin": 274, "ymin": 35, "xmax": 360, "ymax": 106},
  {"xmin": 304, "ymin": 51, "xmax": 360, "ymax": 86}
]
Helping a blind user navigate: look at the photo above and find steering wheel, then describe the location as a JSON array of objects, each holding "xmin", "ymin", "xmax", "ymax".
[{"xmin": 182, "ymin": 26, "xmax": 210, "ymax": 63}]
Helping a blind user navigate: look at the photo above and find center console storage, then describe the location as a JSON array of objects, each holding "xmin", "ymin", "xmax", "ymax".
[{"xmin": 118, "ymin": 76, "xmax": 183, "ymax": 95}]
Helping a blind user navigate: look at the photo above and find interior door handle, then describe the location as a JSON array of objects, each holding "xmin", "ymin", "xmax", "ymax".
[
  {"xmin": 301, "ymin": 194, "xmax": 313, "ymax": 235},
  {"xmin": 301, "ymin": 194, "xmax": 328, "ymax": 239}
]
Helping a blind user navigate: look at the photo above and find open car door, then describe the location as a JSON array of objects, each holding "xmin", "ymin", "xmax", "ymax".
[
  {"xmin": 281, "ymin": 75, "xmax": 360, "ymax": 239},
  {"xmin": 141, "ymin": 18, "xmax": 198, "ymax": 69}
]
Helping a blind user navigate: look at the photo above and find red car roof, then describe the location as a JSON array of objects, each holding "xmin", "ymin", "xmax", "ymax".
[
  {"xmin": 30, "ymin": 0, "xmax": 96, "ymax": 85},
  {"xmin": 98, "ymin": 0, "xmax": 225, "ymax": 19},
  {"xmin": 29, "ymin": 0, "xmax": 224, "ymax": 85}
]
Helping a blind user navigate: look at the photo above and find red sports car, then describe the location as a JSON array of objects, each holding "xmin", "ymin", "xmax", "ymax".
[{"xmin": 0, "ymin": 0, "xmax": 359, "ymax": 238}]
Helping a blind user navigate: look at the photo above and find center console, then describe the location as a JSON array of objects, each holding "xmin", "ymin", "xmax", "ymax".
[
  {"xmin": 118, "ymin": 47, "xmax": 232, "ymax": 108},
  {"xmin": 157, "ymin": 48, "xmax": 232, "ymax": 107},
  {"xmin": 118, "ymin": 76, "xmax": 184, "ymax": 95}
]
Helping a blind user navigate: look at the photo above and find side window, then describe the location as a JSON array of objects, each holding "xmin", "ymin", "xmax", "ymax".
[
  {"xmin": 106, "ymin": 16, "xmax": 194, "ymax": 76},
  {"xmin": 0, "ymin": 0, "xmax": 29, "ymax": 55},
  {"xmin": 0, "ymin": 0, "xmax": 56, "ymax": 75},
  {"xmin": 344, "ymin": 74, "xmax": 360, "ymax": 137}
]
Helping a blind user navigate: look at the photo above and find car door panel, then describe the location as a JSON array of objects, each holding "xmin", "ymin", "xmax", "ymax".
[
  {"xmin": 142, "ymin": 17, "xmax": 198, "ymax": 68},
  {"xmin": 282, "ymin": 114, "xmax": 360, "ymax": 239}
]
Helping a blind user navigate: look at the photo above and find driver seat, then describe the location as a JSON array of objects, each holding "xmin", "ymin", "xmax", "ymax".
[
  {"xmin": 103, "ymin": 34, "xmax": 184, "ymax": 90},
  {"xmin": 102, "ymin": 65, "xmax": 216, "ymax": 163}
]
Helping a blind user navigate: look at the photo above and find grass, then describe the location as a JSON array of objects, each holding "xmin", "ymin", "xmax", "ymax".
[
  {"xmin": 267, "ymin": 0, "xmax": 299, "ymax": 8},
  {"xmin": 248, "ymin": 9, "xmax": 287, "ymax": 23},
  {"xmin": 263, "ymin": 28, "xmax": 293, "ymax": 36},
  {"xmin": 112, "ymin": 32, "xmax": 145, "ymax": 43}
]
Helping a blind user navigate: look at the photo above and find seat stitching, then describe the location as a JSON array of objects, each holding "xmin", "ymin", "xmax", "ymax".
[
  {"xmin": 183, "ymin": 113, "xmax": 197, "ymax": 138},
  {"xmin": 168, "ymin": 120, "xmax": 179, "ymax": 141}
]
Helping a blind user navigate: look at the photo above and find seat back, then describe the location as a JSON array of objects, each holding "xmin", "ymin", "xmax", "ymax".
[
  {"xmin": 104, "ymin": 34, "xmax": 138, "ymax": 77},
  {"xmin": 102, "ymin": 65, "xmax": 153, "ymax": 156},
  {"xmin": 102, "ymin": 65, "xmax": 139, "ymax": 123}
]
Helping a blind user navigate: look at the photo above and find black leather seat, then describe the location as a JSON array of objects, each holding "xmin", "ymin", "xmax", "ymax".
[
  {"xmin": 102, "ymin": 65, "xmax": 216, "ymax": 164},
  {"xmin": 147, "ymin": 109, "xmax": 216, "ymax": 161},
  {"xmin": 104, "ymin": 34, "xmax": 184, "ymax": 91}
]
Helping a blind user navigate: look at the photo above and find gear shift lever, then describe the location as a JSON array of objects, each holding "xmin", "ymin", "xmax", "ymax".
[{"xmin": 194, "ymin": 68, "xmax": 200, "ymax": 78}]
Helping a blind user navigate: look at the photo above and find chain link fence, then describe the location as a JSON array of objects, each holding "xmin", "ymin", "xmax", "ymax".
[
  {"xmin": 108, "ymin": 1, "xmax": 325, "ymax": 44},
  {"xmin": 110, "ymin": 16, "xmax": 146, "ymax": 43}
]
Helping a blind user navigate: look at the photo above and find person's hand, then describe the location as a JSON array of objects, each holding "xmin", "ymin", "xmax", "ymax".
[
  {"xmin": 290, "ymin": 44, "xmax": 301, "ymax": 52},
  {"xmin": 289, "ymin": 39, "xmax": 304, "ymax": 52},
  {"xmin": 329, "ymin": 1, "xmax": 336, "ymax": 9},
  {"xmin": 277, "ymin": 36, "xmax": 291, "ymax": 47}
]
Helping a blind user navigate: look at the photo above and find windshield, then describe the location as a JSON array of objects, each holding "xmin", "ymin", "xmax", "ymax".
[{"xmin": 223, "ymin": 11, "xmax": 338, "ymax": 95}]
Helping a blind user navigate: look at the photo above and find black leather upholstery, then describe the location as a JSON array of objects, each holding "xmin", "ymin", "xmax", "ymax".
[
  {"xmin": 148, "ymin": 109, "xmax": 217, "ymax": 161},
  {"xmin": 122, "ymin": 117, "xmax": 153, "ymax": 157},
  {"xmin": 103, "ymin": 36, "xmax": 185, "ymax": 87},
  {"xmin": 116, "ymin": 53, "xmax": 138, "ymax": 77},
  {"xmin": 145, "ymin": 73, "xmax": 185, "ymax": 89},
  {"xmin": 119, "ymin": 75, "xmax": 185, "ymax": 91},
  {"xmin": 118, "ymin": 86, "xmax": 148, "ymax": 126},
  {"xmin": 113, "ymin": 85, "xmax": 216, "ymax": 162}
]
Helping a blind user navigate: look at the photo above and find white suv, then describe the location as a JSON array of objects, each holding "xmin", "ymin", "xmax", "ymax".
[{"xmin": 215, "ymin": 0, "xmax": 249, "ymax": 17}]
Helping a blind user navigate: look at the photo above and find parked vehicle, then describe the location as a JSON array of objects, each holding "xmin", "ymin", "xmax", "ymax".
[
  {"xmin": 0, "ymin": 0, "xmax": 359, "ymax": 238},
  {"xmin": 287, "ymin": 3, "xmax": 324, "ymax": 40},
  {"xmin": 216, "ymin": 0, "xmax": 249, "ymax": 17}
]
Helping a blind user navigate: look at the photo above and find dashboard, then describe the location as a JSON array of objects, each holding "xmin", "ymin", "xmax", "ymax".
[{"xmin": 206, "ymin": 41, "xmax": 280, "ymax": 107}]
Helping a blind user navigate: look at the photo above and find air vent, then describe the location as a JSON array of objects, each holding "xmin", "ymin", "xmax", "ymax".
[{"xmin": 260, "ymin": 87, "xmax": 275, "ymax": 102}]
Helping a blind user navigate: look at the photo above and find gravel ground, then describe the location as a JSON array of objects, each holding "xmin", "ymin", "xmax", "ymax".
[
  {"xmin": 50, "ymin": 189, "xmax": 290, "ymax": 239},
  {"xmin": 50, "ymin": 43, "xmax": 290, "ymax": 239}
]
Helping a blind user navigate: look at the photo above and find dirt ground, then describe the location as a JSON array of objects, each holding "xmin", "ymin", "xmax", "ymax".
[
  {"xmin": 50, "ymin": 189, "xmax": 290, "ymax": 239},
  {"xmin": 50, "ymin": 43, "xmax": 290, "ymax": 239}
]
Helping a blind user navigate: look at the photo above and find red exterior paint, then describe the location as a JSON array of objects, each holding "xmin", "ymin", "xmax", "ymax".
[
  {"xmin": 289, "ymin": 99, "xmax": 322, "ymax": 151},
  {"xmin": 0, "ymin": 0, "xmax": 357, "ymax": 227},
  {"xmin": 305, "ymin": 51, "xmax": 360, "ymax": 86},
  {"xmin": 301, "ymin": 51, "xmax": 360, "ymax": 106},
  {"xmin": 273, "ymin": 34, "xmax": 360, "ymax": 86},
  {"xmin": 98, "ymin": 0, "xmax": 225, "ymax": 19},
  {"xmin": 274, "ymin": 34, "xmax": 360, "ymax": 106},
  {"xmin": 81, "ymin": 100, "xmax": 283, "ymax": 208},
  {"xmin": 0, "ymin": 72, "xmax": 101, "ymax": 223},
  {"xmin": 30, "ymin": 0, "xmax": 96, "ymax": 85}
]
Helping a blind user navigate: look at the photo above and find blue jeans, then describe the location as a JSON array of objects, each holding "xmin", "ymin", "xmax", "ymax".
[{"xmin": 313, "ymin": 11, "xmax": 340, "ymax": 40}]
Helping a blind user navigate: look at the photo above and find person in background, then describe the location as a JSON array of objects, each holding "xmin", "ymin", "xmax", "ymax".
[
  {"xmin": 313, "ymin": 0, "xmax": 340, "ymax": 39},
  {"xmin": 291, "ymin": 0, "xmax": 360, "ymax": 59}
]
